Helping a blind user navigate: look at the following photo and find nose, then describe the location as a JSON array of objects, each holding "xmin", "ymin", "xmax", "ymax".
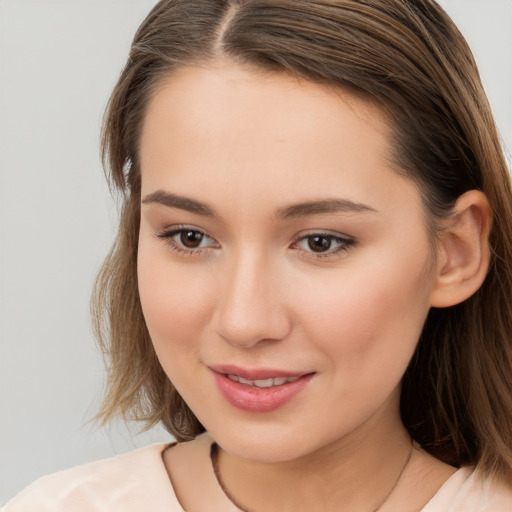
[{"xmin": 213, "ymin": 251, "xmax": 292, "ymax": 349}]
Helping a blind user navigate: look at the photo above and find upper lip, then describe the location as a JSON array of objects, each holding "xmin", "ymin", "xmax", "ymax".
[{"xmin": 208, "ymin": 364, "xmax": 312, "ymax": 380}]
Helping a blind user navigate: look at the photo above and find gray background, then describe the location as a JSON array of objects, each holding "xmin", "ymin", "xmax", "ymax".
[{"xmin": 1, "ymin": 0, "xmax": 511, "ymax": 503}]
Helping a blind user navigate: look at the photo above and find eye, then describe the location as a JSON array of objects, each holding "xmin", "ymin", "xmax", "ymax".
[
  {"xmin": 177, "ymin": 229, "xmax": 207, "ymax": 249},
  {"xmin": 292, "ymin": 232, "xmax": 355, "ymax": 258},
  {"xmin": 156, "ymin": 226, "xmax": 219, "ymax": 255},
  {"xmin": 305, "ymin": 235, "xmax": 335, "ymax": 253}
]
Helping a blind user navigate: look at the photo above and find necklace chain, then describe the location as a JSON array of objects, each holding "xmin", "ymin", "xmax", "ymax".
[
  {"xmin": 211, "ymin": 443, "xmax": 251, "ymax": 512},
  {"xmin": 210, "ymin": 441, "xmax": 414, "ymax": 512},
  {"xmin": 371, "ymin": 441, "xmax": 414, "ymax": 512}
]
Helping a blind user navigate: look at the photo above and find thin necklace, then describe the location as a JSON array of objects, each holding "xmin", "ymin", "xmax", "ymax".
[
  {"xmin": 210, "ymin": 441, "xmax": 414, "ymax": 512},
  {"xmin": 211, "ymin": 443, "xmax": 251, "ymax": 512}
]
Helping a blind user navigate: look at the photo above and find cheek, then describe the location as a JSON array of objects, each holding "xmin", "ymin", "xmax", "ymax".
[
  {"xmin": 137, "ymin": 243, "xmax": 214, "ymax": 357},
  {"xmin": 296, "ymin": 254, "xmax": 432, "ymax": 373},
  {"xmin": 291, "ymin": 263, "xmax": 432, "ymax": 435}
]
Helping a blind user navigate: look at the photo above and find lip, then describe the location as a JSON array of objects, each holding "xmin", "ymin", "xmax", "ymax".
[
  {"xmin": 209, "ymin": 364, "xmax": 308, "ymax": 380},
  {"xmin": 209, "ymin": 365, "xmax": 315, "ymax": 413}
]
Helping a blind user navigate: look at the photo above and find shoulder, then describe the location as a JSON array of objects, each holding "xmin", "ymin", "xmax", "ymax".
[
  {"xmin": 2, "ymin": 443, "xmax": 184, "ymax": 512},
  {"xmin": 422, "ymin": 466, "xmax": 512, "ymax": 512}
]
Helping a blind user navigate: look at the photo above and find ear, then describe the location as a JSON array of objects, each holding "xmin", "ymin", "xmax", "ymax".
[{"xmin": 430, "ymin": 190, "xmax": 492, "ymax": 308}]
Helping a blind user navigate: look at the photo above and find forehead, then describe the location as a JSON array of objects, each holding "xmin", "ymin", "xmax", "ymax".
[
  {"xmin": 139, "ymin": 62, "xmax": 412, "ymax": 215},
  {"xmin": 141, "ymin": 62, "xmax": 391, "ymax": 154}
]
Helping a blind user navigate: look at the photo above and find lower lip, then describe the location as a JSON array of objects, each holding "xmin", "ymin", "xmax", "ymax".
[{"xmin": 211, "ymin": 371, "xmax": 314, "ymax": 413}]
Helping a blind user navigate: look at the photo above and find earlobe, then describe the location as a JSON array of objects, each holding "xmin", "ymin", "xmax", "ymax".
[{"xmin": 430, "ymin": 190, "xmax": 492, "ymax": 308}]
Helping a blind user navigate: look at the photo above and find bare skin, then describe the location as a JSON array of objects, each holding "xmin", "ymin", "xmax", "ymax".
[
  {"xmin": 139, "ymin": 61, "xmax": 489, "ymax": 511},
  {"xmin": 163, "ymin": 388, "xmax": 456, "ymax": 511}
]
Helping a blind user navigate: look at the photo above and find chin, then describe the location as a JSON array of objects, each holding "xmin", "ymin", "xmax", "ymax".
[{"xmin": 202, "ymin": 418, "xmax": 336, "ymax": 464}]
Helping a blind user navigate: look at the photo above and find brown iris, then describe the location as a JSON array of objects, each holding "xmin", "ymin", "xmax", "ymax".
[
  {"xmin": 307, "ymin": 235, "xmax": 332, "ymax": 252},
  {"xmin": 180, "ymin": 230, "xmax": 204, "ymax": 248}
]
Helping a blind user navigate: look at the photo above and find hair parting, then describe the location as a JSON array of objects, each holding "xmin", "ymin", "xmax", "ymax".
[{"xmin": 93, "ymin": 0, "xmax": 512, "ymax": 480}]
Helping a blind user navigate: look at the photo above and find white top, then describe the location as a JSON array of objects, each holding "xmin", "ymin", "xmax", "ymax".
[{"xmin": 3, "ymin": 433, "xmax": 512, "ymax": 511}]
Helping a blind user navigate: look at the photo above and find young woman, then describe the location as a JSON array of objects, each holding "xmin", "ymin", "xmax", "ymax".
[{"xmin": 4, "ymin": 0, "xmax": 512, "ymax": 510}]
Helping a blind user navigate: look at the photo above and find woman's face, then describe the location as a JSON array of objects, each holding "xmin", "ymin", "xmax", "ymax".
[{"xmin": 138, "ymin": 62, "xmax": 436, "ymax": 462}]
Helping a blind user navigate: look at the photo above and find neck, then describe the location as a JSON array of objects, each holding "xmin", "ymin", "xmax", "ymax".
[{"xmin": 215, "ymin": 403, "xmax": 413, "ymax": 512}]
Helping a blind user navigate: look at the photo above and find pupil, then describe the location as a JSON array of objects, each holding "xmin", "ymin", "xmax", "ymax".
[
  {"xmin": 308, "ymin": 236, "xmax": 331, "ymax": 252},
  {"xmin": 180, "ymin": 230, "xmax": 203, "ymax": 248}
]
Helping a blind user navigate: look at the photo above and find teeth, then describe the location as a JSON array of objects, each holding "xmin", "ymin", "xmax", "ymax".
[
  {"xmin": 227, "ymin": 374, "xmax": 301, "ymax": 388},
  {"xmin": 253, "ymin": 378, "xmax": 274, "ymax": 388}
]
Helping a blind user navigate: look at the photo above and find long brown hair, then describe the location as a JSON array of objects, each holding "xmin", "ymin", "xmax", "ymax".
[{"xmin": 93, "ymin": 0, "xmax": 512, "ymax": 480}]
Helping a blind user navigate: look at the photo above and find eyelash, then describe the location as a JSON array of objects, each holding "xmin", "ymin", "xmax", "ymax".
[
  {"xmin": 156, "ymin": 226, "xmax": 219, "ymax": 256},
  {"xmin": 291, "ymin": 232, "xmax": 355, "ymax": 259},
  {"xmin": 155, "ymin": 226, "xmax": 355, "ymax": 260}
]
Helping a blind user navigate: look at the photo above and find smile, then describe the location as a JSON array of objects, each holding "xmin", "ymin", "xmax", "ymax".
[
  {"xmin": 209, "ymin": 366, "xmax": 315, "ymax": 412},
  {"xmin": 226, "ymin": 374, "xmax": 301, "ymax": 388}
]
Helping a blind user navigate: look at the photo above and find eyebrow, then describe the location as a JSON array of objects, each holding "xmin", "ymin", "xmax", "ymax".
[
  {"xmin": 142, "ymin": 190, "xmax": 216, "ymax": 216},
  {"xmin": 141, "ymin": 190, "xmax": 377, "ymax": 218},
  {"xmin": 277, "ymin": 199, "xmax": 377, "ymax": 218}
]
